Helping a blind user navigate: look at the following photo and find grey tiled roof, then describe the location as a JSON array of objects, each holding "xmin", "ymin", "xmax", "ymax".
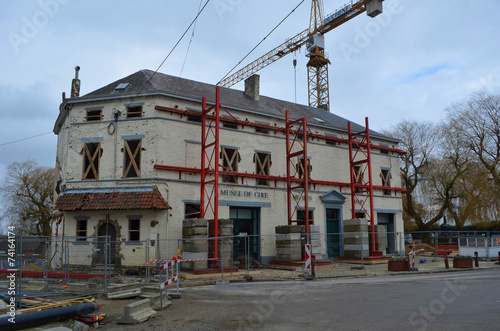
[{"xmin": 76, "ymin": 69, "xmax": 395, "ymax": 141}]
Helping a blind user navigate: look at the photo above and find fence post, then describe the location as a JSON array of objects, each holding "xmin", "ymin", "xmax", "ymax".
[
  {"xmin": 103, "ymin": 236, "xmax": 108, "ymax": 297},
  {"xmin": 221, "ymin": 236, "xmax": 224, "ymax": 283},
  {"xmin": 433, "ymin": 231, "xmax": 438, "ymax": 262},
  {"xmin": 146, "ymin": 238, "xmax": 150, "ymax": 285},
  {"xmin": 360, "ymin": 231, "xmax": 364, "ymax": 268}
]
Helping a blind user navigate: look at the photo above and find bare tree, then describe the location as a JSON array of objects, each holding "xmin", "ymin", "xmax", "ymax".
[
  {"xmin": 383, "ymin": 120, "xmax": 448, "ymax": 230},
  {"xmin": 446, "ymin": 92, "xmax": 500, "ymax": 224},
  {"xmin": 1, "ymin": 160, "xmax": 55, "ymax": 236},
  {"xmin": 447, "ymin": 92, "xmax": 500, "ymax": 191}
]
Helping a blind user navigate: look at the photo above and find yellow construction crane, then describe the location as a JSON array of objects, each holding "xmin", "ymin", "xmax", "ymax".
[{"xmin": 218, "ymin": 0, "xmax": 384, "ymax": 111}]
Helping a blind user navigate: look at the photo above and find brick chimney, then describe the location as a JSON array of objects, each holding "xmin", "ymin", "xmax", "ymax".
[
  {"xmin": 71, "ymin": 66, "xmax": 81, "ymax": 98},
  {"xmin": 244, "ymin": 74, "xmax": 260, "ymax": 101}
]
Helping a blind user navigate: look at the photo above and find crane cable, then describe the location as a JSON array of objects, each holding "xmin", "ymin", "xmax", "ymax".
[
  {"xmin": 180, "ymin": 0, "xmax": 204, "ymax": 78},
  {"xmin": 217, "ymin": 0, "xmax": 306, "ymax": 86}
]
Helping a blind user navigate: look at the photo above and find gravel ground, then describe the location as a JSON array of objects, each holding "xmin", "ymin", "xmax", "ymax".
[{"xmin": 16, "ymin": 258, "xmax": 500, "ymax": 330}]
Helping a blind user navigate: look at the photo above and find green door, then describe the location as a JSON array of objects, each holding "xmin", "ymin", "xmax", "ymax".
[
  {"xmin": 326, "ymin": 208, "xmax": 340, "ymax": 257},
  {"xmin": 229, "ymin": 207, "xmax": 260, "ymax": 262}
]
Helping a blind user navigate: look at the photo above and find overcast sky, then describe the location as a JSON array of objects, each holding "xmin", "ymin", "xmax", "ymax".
[{"xmin": 0, "ymin": 0, "xmax": 499, "ymax": 184}]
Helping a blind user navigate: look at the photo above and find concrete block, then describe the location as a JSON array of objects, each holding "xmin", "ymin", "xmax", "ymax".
[
  {"xmin": 276, "ymin": 233, "xmax": 301, "ymax": 241},
  {"xmin": 182, "ymin": 227, "xmax": 208, "ymax": 236},
  {"xmin": 140, "ymin": 290, "xmax": 171, "ymax": 311},
  {"xmin": 182, "ymin": 252, "xmax": 208, "ymax": 260},
  {"xmin": 219, "ymin": 219, "xmax": 234, "ymax": 228},
  {"xmin": 310, "ymin": 233, "xmax": 321, "ymax": 240},
  {"xmin": 310, "ymin": 239, "xmax": 321, "ymax": 247},
  {"xmin": 117, "ymin": 299, "xmax": 157, "ymax": 324},
  {"xmin": 275, "ymin": 225, "xmax": 302, "ymax": 234},
  {"xmin": 66, "ymin": 283, "xmax": 90, "ymax": 295},
  {"xmin": 309, "ymin": 225, "xmax": 320, "ymax": 233},
  {"xmin": 311, "ymin": 247, "xmax": 322, "ymax": 255},
  {"xmin": 182, "ymin": 218, "xmax": 208, "ymax": 228},
  {"xmin": 183, "ymin": 240, "xmax": 208, "ymax": 252},
  {"xmin": 276, "ymin": 247, "xmax": 301, "ymax": 256},
  {"xmin": 107, "ymin": 283, "xmax": 143, "ymax": 299},
  {"xmin": 25, "ymin": 280, "xmax": 49, "ymax": 292}
]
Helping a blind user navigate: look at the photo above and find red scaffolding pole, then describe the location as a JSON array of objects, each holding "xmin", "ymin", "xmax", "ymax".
[
  {"xmin": 348, "ymin": 117, "xmax": 379, "ymax": 255},
  {"xmin": 286, "ymin": 110, "xmax": 311, "ymax": 241},
  {"xmin": 200, "ymin": 86, "xmax": 222, "ymax": 261}
]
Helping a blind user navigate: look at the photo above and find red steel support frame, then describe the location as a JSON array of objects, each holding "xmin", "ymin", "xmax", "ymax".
[
  {"xmin": 286, "ymin": 110, "xmax": 311, "ymax": 240},
  {"xmin": 348, "ymin": 117, "xmax": 376, "ymax": 254},
  {"xmin": 200, "ymin": 86, "xmax": 222, "ymax": 261}
]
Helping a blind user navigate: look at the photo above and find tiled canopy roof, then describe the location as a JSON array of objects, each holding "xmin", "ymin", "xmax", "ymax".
[{"xmin": 54, "ymin": 186, "xmax": 171, "ymax": 211}]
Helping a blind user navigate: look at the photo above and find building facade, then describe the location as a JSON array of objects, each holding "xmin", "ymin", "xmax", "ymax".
[{"xmin": 52, "ymin": 69, "xmax": 405, "ymax": 266}]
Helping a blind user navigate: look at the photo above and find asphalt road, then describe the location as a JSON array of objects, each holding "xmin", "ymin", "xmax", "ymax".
[{"xmin": 106, "ymin": 269, "xmax": 500, "ymax": 331}]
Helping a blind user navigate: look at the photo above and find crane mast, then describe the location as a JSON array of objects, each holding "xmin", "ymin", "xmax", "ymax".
[{"xmin": 218, "ymin": 0, "xmax": 384, "ymax": 112}]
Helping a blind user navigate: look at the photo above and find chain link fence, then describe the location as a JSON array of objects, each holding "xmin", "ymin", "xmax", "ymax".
[{"xmin": 2, "ymin": 230, "xmax": 499, "ymax": 305}]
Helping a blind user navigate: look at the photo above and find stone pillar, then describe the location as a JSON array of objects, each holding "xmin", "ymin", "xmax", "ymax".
[
  {"xmin": 182, "ymin": 218, "xmax": 208, "ymax": 269},
  {"xmin": 374, "ymin": 225, "xmax": 387, "ymax": 255},
  {"xmin": 343, "ymin": 218, "xmax": 369, "ymax": 258},
  {"xmin": 309, "ymin": 225, "xmax": 322, "ymax": 261},
  {"xmin": 218, "ymin": 219, "xmax": 234, "ymax": 269},
  {"xmin": 275, "ymin": 225, "xmax": 302, "ymax": 262}
]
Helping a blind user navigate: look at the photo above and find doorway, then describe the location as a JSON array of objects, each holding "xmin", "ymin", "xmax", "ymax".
[
  {"xmin": 97, "ymin": 222, "xmax": 117, "ymax": 264},
  {"xmin": 377, "ymin": 213, "xmax": 395, "ymax": 254},
  {"xmin": 229, "ymin": 207, "xmax": 260, "ymax": 263},
  {"xmin": 326, "ymin": 208, "xmax": 341, "ymax": 257}
]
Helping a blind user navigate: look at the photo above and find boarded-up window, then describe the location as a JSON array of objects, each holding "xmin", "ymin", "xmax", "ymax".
[
  {"xmin": 296, "ymin": 157, "xmax": 312, "ymax": 188},
  {"xmin": 381, "ymin": 169, "xmax": 391, "ymax": 195},
  {"xmin": 221, "ymin": 147, "xmax": 239, "ymax": 183},
  {"xmin": 82, "ymin": 142, "xmax": 101, "ymax": 180},
  {"xmin": 297, "ymin": 157, "xmax": 312, "ymax": 179},
  {"xmin": 123, "ymin": 140, "xmax": 141, "ymax": 178},
  {"xmin": 254, "ymin": 152, "xmax": 271, "ymax": 186},
  {"xmin": 126, "ymin": 105, "xmax": 142, "ymax": 118},
  {"xmin": 76, "ymin": 220, "xmax": 87, "ymax": 241},
  {"xmin": 86, "ymin": 109, "xmax": 102, "ymax": 121},
  {"xmin": 129, "ymin": 219, "xmax": 140, "ymax": 241},
  {"xmin": 353, "ymin": 165, "xmax": 363, "ymax": 192},
  {"xmin": 185, "ymin": 203, "xmax": 201, "ymax": 219}
]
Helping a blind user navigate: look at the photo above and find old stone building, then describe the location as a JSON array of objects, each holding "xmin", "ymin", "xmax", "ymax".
[{"xmin": 52, "ymin": 69, "xmax": 405, "ymax": 267}]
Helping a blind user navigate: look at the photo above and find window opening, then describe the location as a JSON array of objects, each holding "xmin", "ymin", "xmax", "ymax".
[
  {"xmin": 187, "ymin": 114, "xmax": 202, "ymax": 122},
  {"xmin": 129, "ymin": 219, "xmax": 140, "ymax": 241},
  {"xmin": 254, "ymin": 152, "xmax": 271, "ymax": 186},
  {"xmin": 221, "ymin": 147, "xmax": 239, "ymax": 183},
  {"xmin": 126, "ymin": 105, "xmax": 143, "ymax": 118},
  {"xmin": 82, "ymin": 142, "xmax": 101, "ymax": 180},
  {"xmin": 255, "ymin": 126, "xmax": 270, "ymax": 134},
  {"xmin": 86, "ymin": 109, "xmax": 102, "ymax": 122},
  {"xmin": 297, "ymin": 210, "xmax": 314, "ymax": 226},
  {"xmin": 222, "ymin": 119, "xmax": 238, "ymax": 129},
  {"xmin": 381, "ymin": 169, "xmax": 391, "ymax": 195},
  {"xmin": 185, "ymin": 203, "xmax": 201, "ymax": 219},
  {"xmin": 353, "ymin": 165, "xmax": 363, "ymax": 192},
  {"xmin": 123, "ymin": 139, "xmax": 142, "ymax": 178},
  {"xmin": 76, "ymin": 219, "xmax": 87, "ymax": 241}
]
